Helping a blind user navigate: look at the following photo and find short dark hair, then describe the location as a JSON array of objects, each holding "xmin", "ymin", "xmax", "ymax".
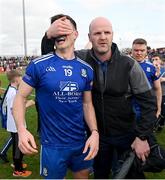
[
  {"xmin": 50, "ymin": 14, "xmax": 77, "ymax": 30},
  {"xmin": 152, "ymin": 53, "xmax": 162, "ymax": 59},
  {"xmin": 6, "ymin": 70, "xmax": 22, "ymax": 83},
  {"xmin": 132, "ymin": 38, "xmax": 147, "ymax": 45}
]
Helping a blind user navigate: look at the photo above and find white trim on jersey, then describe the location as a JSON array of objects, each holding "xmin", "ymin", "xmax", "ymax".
[
  {"xmin": 33, "ymin": 54, "xmax": 54, "ymax": 64},
  {"xmin": 160, "ymin": 71, "xmax": 165, "ymax": 77},
  {"xmin": 40, "ymin": 145, "xmax": 42, "ymax": 175},
  {"xmin": 76, "ymin": 57, "xmax": 93, "ymax": 71}
]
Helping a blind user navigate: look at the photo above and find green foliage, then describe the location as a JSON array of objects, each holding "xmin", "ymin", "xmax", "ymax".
[
  {"xmin": 0, "ymin": 73, "xmax": 8, "ymax": 88},
  {"xmin": 0, "ymin": 73, "xmax": 165, "ymax": 178}
]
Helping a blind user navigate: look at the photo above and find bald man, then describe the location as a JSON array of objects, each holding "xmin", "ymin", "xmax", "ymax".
[{"xmin": 41, "ymin": 16, "xmax": 157, "ymax": 178}]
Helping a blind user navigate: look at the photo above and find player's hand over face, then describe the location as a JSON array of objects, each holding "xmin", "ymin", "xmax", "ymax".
[
  {"xmin": 46, "ymin": 16, "xmax": 74, "ymax": 39},
  {"xmin": 18, "ymin": 128, "xmax": 38, "ymax": 155},
  {"xmin": 131, "ymin": 137, "xmax": 150, "ymax": 162},
  {"xmin": 83, "ymin": 131, "xmax": 99, "ymax": 160}
]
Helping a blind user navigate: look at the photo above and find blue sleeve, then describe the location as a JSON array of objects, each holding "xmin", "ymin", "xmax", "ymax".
[
  {"xmin": 22, "ymin": 61, "xmax": 39, "ymax": 88},
  {"xmin": 153, "ymin": 66, "xmax": 160, "ymax": 81},
  {"xmin": 84, "ymin": 68, "xmax": 93, "ymax": 91}
]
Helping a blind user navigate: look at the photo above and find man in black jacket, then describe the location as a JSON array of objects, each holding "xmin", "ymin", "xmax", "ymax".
[{"xmin": 41, "ymin": 15, "xmax": 157, "ymax": 178}]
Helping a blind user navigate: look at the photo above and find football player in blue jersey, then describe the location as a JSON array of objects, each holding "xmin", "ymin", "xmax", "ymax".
[
  {"xmin": 131, "ymin": 38, "xmax": 162, "ymax": 119},
  {"xmin": 13, "ymin": 14, "xmax": 99, "ymax": 179}
]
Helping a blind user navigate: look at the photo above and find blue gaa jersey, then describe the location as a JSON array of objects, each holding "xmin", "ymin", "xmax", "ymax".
[
  {"xmin": 23, "ymin": 53, "xmax": 93, "ymax": 147},
  {"xmin": 139, "ymin": 60, "xmax": 160, "ymax": 87}
]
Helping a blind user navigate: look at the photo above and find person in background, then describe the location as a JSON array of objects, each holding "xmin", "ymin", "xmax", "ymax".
[
  {"xmin": 131, "ymin": 38, "xmax": 162, "ymax": 120},
  {"xmin": 40, "ymin": 16, "xmax": 157, "ymax": 178},
  {"xmin": 0, "ymin": 79, "xmax": 34, "ymax": 165},
  {"xmin": 13, "ymin": 14, "xmax": 99, "ymax": 179},
  {"xmin": 3, "ymin": 70, "xmax": 32, "ymax": 177},
  {"xmin": 152, "ymin": 54, "xmax": 165, "ymax": 130},
  {"xmin": 0, "ymin": 81, "xmax": 12, "ymax": 163}
]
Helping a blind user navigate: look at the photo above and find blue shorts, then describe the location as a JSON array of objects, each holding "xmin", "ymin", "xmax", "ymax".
[{"xmin": 40, "ymin": 143, "xmax": 93, "ymax": 179}]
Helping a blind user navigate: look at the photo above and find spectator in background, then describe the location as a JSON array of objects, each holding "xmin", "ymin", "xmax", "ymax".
[
  {"xmin": 3, "ymin": 70, "xmax": 32, "ymax": 177},
  {"xmin": 131, "ymin": 38, "xmax": 162, "ymax": 119},
  {"xmin": 152, "ymin": 54, "xmax": 165, "ymax": 130},
  {"xmin": 0, "ymin": 81, "xmax": 12, "ymax": 163}
]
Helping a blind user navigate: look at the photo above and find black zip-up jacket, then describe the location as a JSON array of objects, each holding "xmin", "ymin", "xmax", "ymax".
[{"xmin": 41, "ymin": 36, "xmax": 157, "ymax": 138}]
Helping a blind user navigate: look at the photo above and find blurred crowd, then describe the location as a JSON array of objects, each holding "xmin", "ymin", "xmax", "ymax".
[
  {"xmin": 149, "ymin": 47, "xmax": 165, "ymax": 59},
  {"xmin": 0, "ymin": 56, "xmax": 38, "ymax": 72},
  {"xmin": 122, "ymin": 47, "xmax": 165, "ymax": 61},
  {"xmin": 0, "ymin": 47, "xmax": 165, "ymax": 72}
]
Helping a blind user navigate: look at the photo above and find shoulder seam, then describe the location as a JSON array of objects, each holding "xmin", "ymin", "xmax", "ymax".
[
  {"xmin": 76, "ymin": 57, "xmax": 93, "ymax": 70},
  {"xmin": 34, "ymin": 54, "xmax": 54, "ymax": 64}
]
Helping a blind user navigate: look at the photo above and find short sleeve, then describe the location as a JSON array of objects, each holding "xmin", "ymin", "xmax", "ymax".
[
  {"xmin": 8, "ymin": 91, "xmax": 16, "ymax": 110},
  {"xmin": 129, "ymin": 61, "xmax": 151, "ymax": 94},
  {"xmin": 84, "ymin": 68, "xmax": 93, "ymax": 91},
  {"xmin": 22, "ymin": 61, "xmax": 39, "ymax": 88}
]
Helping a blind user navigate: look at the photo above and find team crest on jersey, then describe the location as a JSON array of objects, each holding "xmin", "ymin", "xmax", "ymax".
[
  {"xmin": 43, "ymin": 167, "xmax": 48, "ymax": 176},
  {"xmin": 146, "ymin": 67, "xmax": 151, "ymax": 72},
  {"xmin": 81, "ymin": 69, "xmax": 87, "ymax": 77}
]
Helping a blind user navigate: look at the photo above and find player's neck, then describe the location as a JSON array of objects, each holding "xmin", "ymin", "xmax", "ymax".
[
  {"xmin": 55, "ymin": 48, "xmax": 75, "ymax": 60},
  {"xmin": 10, "ymin": 82, "xmax": 18, "ymax": 89}
]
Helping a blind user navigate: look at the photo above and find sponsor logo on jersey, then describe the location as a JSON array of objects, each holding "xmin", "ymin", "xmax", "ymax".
[
  {"xmin": 53, "ymin": 91, "xmax": 81, "ymax": 96},
  {"xmin": 60, "ymin": 81, "xmax": 79, "ymax": 92},
  {"xmin": 62, "ymin": 65, "xmax": 73, "ymax": 69},
  {"xmin": 53, "ymin": 81, "xmax": 81, "ymax": 103}
]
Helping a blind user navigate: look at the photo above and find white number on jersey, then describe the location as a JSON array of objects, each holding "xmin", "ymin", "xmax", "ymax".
[{"xmin": 64, "ymin": 69, "xmax": 72, "ymax": 76}]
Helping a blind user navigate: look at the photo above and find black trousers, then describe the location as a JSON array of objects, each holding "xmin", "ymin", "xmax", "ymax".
[
  {"xmin": 11, "ymin": 132, "xmax": 23, "ymax": 171},
  {"xmin": 160, "ymin": 95, "xmax": 165, "ymax": 126},
  {"xmin": 93, "ymin": 133, "xmax": 145, "ymax": 179}
]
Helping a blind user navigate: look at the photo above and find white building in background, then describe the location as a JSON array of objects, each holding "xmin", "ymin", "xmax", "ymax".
[{"xmin": 84, "ymin": 42, "xmax": 92, "ymax": 49}]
